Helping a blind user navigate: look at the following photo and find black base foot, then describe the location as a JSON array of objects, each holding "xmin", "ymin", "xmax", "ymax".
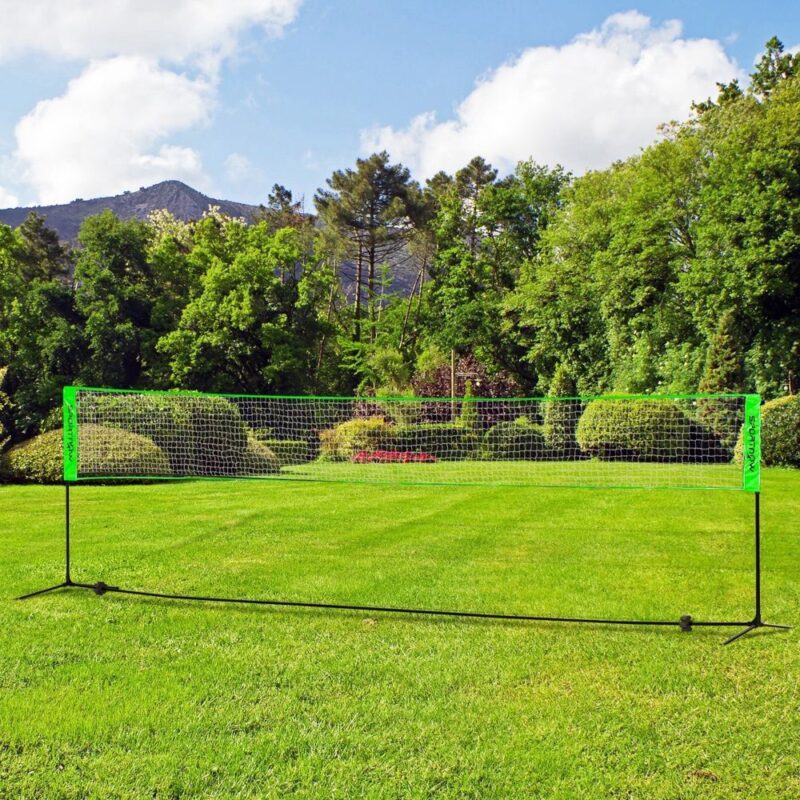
[
  {"xmin": 723, "ymin": 621, "xmax": 792, "ymax": 645},
  {"xmin": 17, "ymin": 581, "xmax": 72, "ymax": 600}
]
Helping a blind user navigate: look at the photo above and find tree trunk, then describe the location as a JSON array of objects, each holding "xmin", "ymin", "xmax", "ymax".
[{"xmin": 354, "ymin": 245, "xmax": 363, "ymax": 342}]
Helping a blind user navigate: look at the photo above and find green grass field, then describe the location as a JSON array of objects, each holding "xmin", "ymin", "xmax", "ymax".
[{"xmin": 1, "ymin": 469, "xmax": 798, "ymax": 799}]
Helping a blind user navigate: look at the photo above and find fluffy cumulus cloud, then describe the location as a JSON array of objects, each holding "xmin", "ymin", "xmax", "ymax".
[
  {"xmin": 15, "ymin": 58, "xmax": 213, "ymax": 203},
  {"xmin": 0, "ymin": 1, "xmax": 301, "ymax": 65},
  {"xmin": 362, "ymin": 12, "xmax": 743, "ymax": 178},
  {"xmin": 1, "ymin": 0, "xmax": 301, "ymax": 204}
]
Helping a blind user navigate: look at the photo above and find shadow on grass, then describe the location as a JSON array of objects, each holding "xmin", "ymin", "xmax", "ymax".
[{"xmin": 14, "ymin": 582, "xmax": 771, "ymax": 642}]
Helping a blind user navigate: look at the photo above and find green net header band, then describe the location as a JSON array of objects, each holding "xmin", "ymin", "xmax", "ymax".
[{"xmin": 62, "ymin": 387, "xmax": 761, "ymax": 492}]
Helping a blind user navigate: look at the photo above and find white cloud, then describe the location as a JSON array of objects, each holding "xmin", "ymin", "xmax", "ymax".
[
  {"xmin": 15, "ymin": 57, "xmax": 214, "ymax": 203},
  {"xmin": 0, "ymin": 1, "xmax": 302, "ymax": 204},
  {"xmin": 0, "ymin": 186, "xmax": 18, "ymax": 208},
  {"xmin": 362, "ymin": 12, "xmax": 743, "ymax": 178},
  {"xmin": 224, "ymin": 152, "xmax": 252, "ymax": 182},
  {"xmin": 0, "ymin": 1, "xmax": 301, "ymax": 66}
]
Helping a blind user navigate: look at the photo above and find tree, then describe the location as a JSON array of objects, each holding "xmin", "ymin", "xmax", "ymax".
[
  {"xmin": 16, "ymin": 213, "xmax": 73, "ymax": 282},
  {"xmin": 73, "ymin": 211, "xmax": 159, "ymax": 388},
  {"xmin": 158, "ymin": 222, "xmax": 330, "ymax": 394},
  {"xmin": 689, "ymin": 70, "xmax": 800, "ymax": 395},
  {"xmin": 1, "ymin": 278, "xmax": 85, "ymax": 437},
  {"xmin": 699, "ymin": 310, "xmax": 745, "ymax": 394},
  {"xmin": 259, "ymin": 184, "xmax": 309, "ymax": 234},
  {"xmin": 698, "ymin": 311, "xmax": 745, "ymax": 448},
  {"xmin": 543, "ymin": 364, "xmax": 579, "ymax": 454},
  {"xmin": 0, "ymin": 222, "xmax": 84, "ymax": 438},
  {"xmin": 751, "ymin": 37, "xmax": 800, "ymax": 99},
  {"xmin": 507, "ymin": 169, "xmax": 615, "ymax": 393},
  {"xmin": 315, "ymin": 152, "xmax": 422, "ymax": 344},
  {"xmin": 0, "ymin": 367, "xmax": 11, "ymax": 450}
]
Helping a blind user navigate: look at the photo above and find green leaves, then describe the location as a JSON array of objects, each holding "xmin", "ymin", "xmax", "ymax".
[{"xmin": 158, "ymin": 222, "xmax": 327, "ymax": 394}]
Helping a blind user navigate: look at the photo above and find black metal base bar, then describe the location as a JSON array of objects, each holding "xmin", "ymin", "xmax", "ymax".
[
  {"xmin": 19, "ymin": 581, "xmax": 790, "ymax": 642},
  {"xmin": 33, "ymin": 580, "xmax": 759, "ymax": 632},
  {"xmin": 16, "ymin": 581, "xmax": 73, "ymax": 600},
  {"xmin": 723, "ymin": 620, "xmax": 793, "ymax": 645}
]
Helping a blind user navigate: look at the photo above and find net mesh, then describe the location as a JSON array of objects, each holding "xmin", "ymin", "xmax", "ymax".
[{"xmin": 67, "ymin": 389, "xmax": 752, "ymax": 490}]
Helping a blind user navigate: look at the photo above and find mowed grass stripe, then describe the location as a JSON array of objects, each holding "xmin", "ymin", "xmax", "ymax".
[{"xmin": 0, "ymin": 471, "xmax": 797, "ymax": 799}]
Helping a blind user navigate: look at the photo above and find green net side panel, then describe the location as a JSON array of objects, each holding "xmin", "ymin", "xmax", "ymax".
[{"xmin": 63, "ymin": 388, "xmax": 760, "ymax": 491}]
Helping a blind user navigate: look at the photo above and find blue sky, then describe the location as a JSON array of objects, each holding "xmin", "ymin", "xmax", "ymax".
[{"xmin": 0, "ymin": 1, "xmax": 798, "ymax": 210}]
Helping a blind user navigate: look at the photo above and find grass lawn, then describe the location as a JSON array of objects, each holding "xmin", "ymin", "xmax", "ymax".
[{"xmin": 1, "ymin": 468, "xmax": 798, "ymax": 798}]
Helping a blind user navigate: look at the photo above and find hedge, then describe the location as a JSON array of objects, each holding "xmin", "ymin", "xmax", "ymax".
[
  {"xmin": 319, "ymin": 417, "xmax": 392, "ymax": 461},
  {"xmin": 481, "ymin": 418, "xmax": 548, "ymax": 460},
  {"xmin": 576, "ymin": 399, "xmax": 706, "ymax": 462},
  {"xmin": 387, "ymin": 423, "xmax": 479, "ymax": 461},
  {"xmin": 259, "ymin": 439, "xmax": 310, "ymax": 466},
  {"xmin": 80, "ymin": 393, "xmax": 249, "ymax": 475},
  {"xmin": 735, "ymin": 395, "xmax": 800, "ymax": 468},
  {"xmin": 319, "ymin": 417, "xmax": 479, "ymax": 461},
  {"xmin": 0, "ymin": 425, "xmax": 170, "ymax": 484},
  {"xmin": 241, "ymin": 433, "xmax": 281, "ymax": 474}
]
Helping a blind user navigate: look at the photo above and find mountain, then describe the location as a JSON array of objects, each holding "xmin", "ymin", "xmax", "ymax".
[
  {"xmin": 0, "ymin": 180, "xmax": 423, "ymax": 296},
  {"xmin": 0, "ymin": 180, "xmax": 262, "ymax": 241}
]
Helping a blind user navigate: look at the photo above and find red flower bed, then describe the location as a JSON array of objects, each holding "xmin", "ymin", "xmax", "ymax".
[{"xmin": 352, "ymin": 449, "xmax": 437, "ymax": 463}]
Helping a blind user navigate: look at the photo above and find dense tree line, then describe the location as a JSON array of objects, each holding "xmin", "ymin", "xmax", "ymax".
[{"xmin": 0, "ymin": 38, "xmax": 798, "ymax": 444}]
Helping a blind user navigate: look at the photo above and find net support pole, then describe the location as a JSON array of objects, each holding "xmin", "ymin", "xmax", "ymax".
[
  {"xmin": 723, "ymin": 492, "xmax": 790, "ymax": 643},
  {"xmin": 724, "ymin": 398, "xmax": 790, "ymax": 642},
  {"xmin": 16, "ymin": 390, "xmax": 77, "ymax": 600},
  {"xmin": 65, "ymin": 483, "xmax": 72, "ymax": 586},
  {"xmin": 16, "ymin": 485, "xmax": 73, "ymax": 599}
]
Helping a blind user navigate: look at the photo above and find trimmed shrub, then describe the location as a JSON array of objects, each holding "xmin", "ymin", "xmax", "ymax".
[
  {"xmin": 576, "ymin": 400, "xmax": 695, "ymax": 462},
  {"xmin": 241, "ymin": 433, "xmax": 281, "ymax": 474},
  {"xmin": 387, "ymin": 423, "xmax": 480, "ymax": 461},
  {"xmin": 734, "ymin": 395, "xmax": 800, "ymax": 467},
  {"xmin": 319, "ymin": 417, "xmax": 393, "ymax": 461},
  {"xmin": 0, "ymin": 425, "xmax": 170, "ymax": 484},
  {"xmin": 481, "ymin": 418, "xmax": 547, "ymax": 461},
  {"xmin": 80, "ymin": 393, "xmax": 248, "ymax": 475},
  {"xmin": 259, "ymin": 438, "xmax": 310, "ymax": 466},
  {"xmin": 319, "ymin": 417, "xmax": 480, "ymax": 461}
]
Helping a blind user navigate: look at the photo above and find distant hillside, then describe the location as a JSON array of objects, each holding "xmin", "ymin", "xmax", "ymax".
[
  {"xmin": 0, "ymin": 180, "xmax": 261, "ymax": 241},
  {"xmin": 0, "ymin": 180, "xmax": 423, "ymax": 296}
]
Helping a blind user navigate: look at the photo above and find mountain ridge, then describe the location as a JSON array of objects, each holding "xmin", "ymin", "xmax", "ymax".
[{"xmin": 0, "ymin": 180, "xmax": 262, "ymax": 241}]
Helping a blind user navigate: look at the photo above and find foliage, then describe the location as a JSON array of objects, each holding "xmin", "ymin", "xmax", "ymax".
[
  {"xmin": 736, "ymin": 395, "xmax": 800, "ymax": 467},
  {"xmin": 0, "ymin": 425, "xmax": 169, "ymax": 483},
  {"xmin": 1, "ymin": 39, "xmax": 800, "ymax": 459},
  {"xmin": 79, "ymin": 393, "xmax": 249, "ymax": 475},
  {"xmin": 576, "ymin": 400, "xmax": 696, "ymax": 462},
  {"xmin": 318, "ymin": 416, "xmax": 480, "ymax": 461},
  {"xmin": 241, "ymin": 432, "xmax": 281, "ymax": 474},
  {"xmin": 158, "ymin": 222, "xmax": 331, "ymax": 394},
  {"xmin": 318, "ymin": 417, "xmax": 393, "ymax": 461},
  {"xmin": 760, "ymin": 395, "xmax": 800, "ymax": 467},
  {"xmin": 481, "ymin": 418, "xmax": 547, "ymax": 461},
  {"xmin": 542, "ymin": 364, "xmax": 580, "ymax": 454},
  {"xmin": 697, "ymin": 311, "xmax": 745, "ymax": 448},
  {"xmin": 257, "ymin": 438, "xmax": 310, "ymax": 466},
  {"xmin": 385, "ymin": 423, "xmax": 479, "ymax": 461},
  {"xmin": 0, "ymin": 366, "xmax": 10, "ymax": 450},
  {"xmin": 411, "ymin": 352, "xmax": 519, "ymax": 400}
]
